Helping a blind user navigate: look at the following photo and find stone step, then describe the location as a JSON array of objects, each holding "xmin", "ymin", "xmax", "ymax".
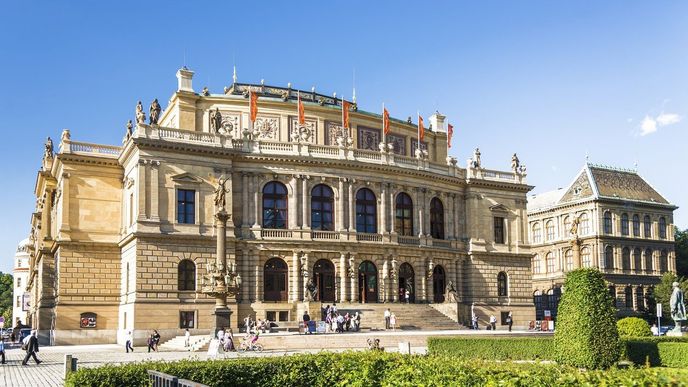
[{"xmin": 159, "ymin": 335, "xmax": 211, "ymax": 352}]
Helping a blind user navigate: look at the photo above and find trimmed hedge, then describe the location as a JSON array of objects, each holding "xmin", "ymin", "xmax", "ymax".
[
  {"xmin": 554, "ymin": 268, "xmax": 620, "ymax": 369},
  {"xmin": 429, "ymin": 336, "xmax": 688, "ymax": 368},
  {"xmin": 617, "ymin": 317, "xmax": 652, "ymax": 337},
  {"xmin": 427, "ymin": 336, "xmax": 554, "ymax": 360},
  {"xmin": 65, "ymin": 351, "xmax": 688, "ymax": 387}
]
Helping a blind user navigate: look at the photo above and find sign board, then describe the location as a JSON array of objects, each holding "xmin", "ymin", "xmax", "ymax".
[
  {"xmin": 316, "ymin": 321, "xmax": 327, "ymax": 334},
  {"xmin": 657, "ymin": 303, "xmax": 662, "ymax": 318},
  {"xmin": 544, "ymin": 310, "xmax": 551, "ymax": 318},
  {"xmin": 80, "ymin": 312, "xmax": 97, "ymax": 328},
  {"xmin": 22, "ymin": 293, "xmax": 31, "ymax": 311}
]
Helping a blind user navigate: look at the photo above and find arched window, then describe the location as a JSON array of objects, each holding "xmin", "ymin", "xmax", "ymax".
[
  {"xmin": 264, "ymin": 258, "xmax": 288, "ymax": 302},
  {"xmin": 497, "ymin": 272, "xmax": 508, "ymax": 297},
  {"xmin": 644, "ymin": 215, "xmax": 652, "ymax": 238},
  {"xmin": 635, "ymin": 286, "xmax": 645, "ymax": 311},
  {"xmin": 622, "ymin": 248, "xmax": 631, "ymax": 271},
  {"xmin": 604, "ymin": 211, "xmax": 613, "ymax": 234},
  {"xmin": 633, "ymin": 248, "xmax": 642, "ymax": 273},
  {"xmin": 621, "ymin": 214, "xmax": 629, "ymax": 236},
  {"xmin": 429, "ymin": 197, "xmax": 444, "ymax": 240},
  {"xmin": 432, "ymin": 265, "xmax": 446, "ymax": 303},
  {"xmin": 625, "ymin": 286, "xmax": 633, "ymax": 308},
  {"xmin": 563, "ymin": 216, "xmax": 571, "ymax": 236},
  {"xmin": 604, "ymin": 246, "xmax": 614, "ymax": 269},
  {"xmin": 533, "ymin": 254, "xmax": 542, "ymax": 274},
  {"xmin": 311, "ymin": 184, "xmax": 334, "ymax": 231},
  {"xmin": 581, "ymin": 246, "xmax": 592, "ymax": 268},
  {"xmin": 660, "ymin": 250, "xmax": 668, "ymax": 272},
  {"xmin": 313, "ymin": 259, "xmax": 335, "ymax": 302},
  {"xmin": 579, "ymin": 213, "xmax": 590, "ymax": 235},
  {"xmin": 632, "ymin": 215, "xmax": 640, "ymax": 237},
  {"xmin": 395, "ymin": 192, "xmax": 414, "ymax": 236},
  {"xmin": 178, "ymin": 260, "xmax": 196, "ymax": 291},
  {"xmin": 659, "ymin": 217, "xmax": 667, "ymax": 239},
  {"xmin": 545, "ymin": 220, "xmax": 555, "ymax": 241},
  {"xmin": 358, "ymin": 260, "xmax": 378, "ymax": 303},
  {"xmin": 263, "ymin": 182, "xmax": 288, "ymax": 229},
  {"xmin": 532, "ymin": 223, "xmax": 542, "ymax": 244},
  {"xmin": 609, "ymin": 285, "xmax": 617, "ymax": 306},
  {"xmin": 645, "ymin": 248, "xmax": 653, "ymax": 273},
  {"xmin": 356, "ymin": 188, "xmax": 377, "ymax": 233},
  {"xmin": 565, "ymin": 249, "xmax": 574, "ymax": 272},
  {"xmin": 546, "ymin": 252, "xmax": 556, "ymax": 273}
]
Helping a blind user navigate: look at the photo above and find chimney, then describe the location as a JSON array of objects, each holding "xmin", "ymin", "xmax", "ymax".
[
  {"xmin": 429, "ymin": 111, "xmax": 446, "ymax": 133},
  {"xmin": 176, "ymin": 67, "xmax": 194, "ymax": 93}
]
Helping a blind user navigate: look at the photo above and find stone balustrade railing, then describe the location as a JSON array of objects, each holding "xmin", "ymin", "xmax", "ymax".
[{"xmin": 60, "ymin": 124, "xmax": 527, "ymax": 185}]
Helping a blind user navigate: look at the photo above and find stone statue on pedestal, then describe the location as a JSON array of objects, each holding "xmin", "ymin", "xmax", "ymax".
[
  {"xmin": 570, "ymin": 216, "xmax": 580, "ymax": 237},
  {"xmin": 211, "ymin": 108, "xmax": 222, "ymax": 133},
  {"xmin": 305, "ymin": 278, "xmax": 318, "ymax": 301},
  {"xmin": 214, "ymin": 176, "xmax": 228, "ymax": 210},
  {"xmin": 511, "ymin": 153, "xmax": 520, "ymax": 173},
  {"xmin": 472, "ymin": 148, "xmax": 481, "ymax": 168},
  {"xmin": 135, "ymin": 101, "xmax": 146, "ymax": 124},
  {"xmin": 445, "ymin": 281, "xmax": 458, "ymax": 303},
  {"xmin": 670, "ymin": 282, "xmax": 686, "ymax": 334},
  {"xmin": 44, "ymin": 137, "xmax": 53, "ymax": 159},
  {"xmin": 149, "ymin": 99, "xmax": 161, "ymax": 125}
]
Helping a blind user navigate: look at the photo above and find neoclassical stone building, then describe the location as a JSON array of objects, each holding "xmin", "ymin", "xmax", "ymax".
[
  {"xmin": 26, "ymin": 68, "xmax": 534, "ymax": 344},
  {"xmin": 527, "ymin": 163, "xmax": 677, "ymax": 320}
]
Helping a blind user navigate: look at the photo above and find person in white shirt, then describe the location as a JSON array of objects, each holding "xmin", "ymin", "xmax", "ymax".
[
  {"xmin": 390, "ymin": 313, "xmax": 397, "ymax": 331},
  {"xmin": 184, "ymin": 328, "xmax": 191, "ymax": 347},
  {"xmin": 489, "ymin": 315, "xmax": 497, "ymax": 331},
  {"xmin": 125, "ymin": 330, "xmax": 134, "ymax": 353},
  {"xmin": 651, "ymin": 323, "xmax": 659, "ymax": 336},
  {"xmin": 384, "ymin": 309, "xmax": 391, "ymax": 330}
]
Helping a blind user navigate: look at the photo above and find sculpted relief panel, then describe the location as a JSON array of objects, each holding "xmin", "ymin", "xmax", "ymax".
[
  {"xmin": 289, "ymin": 116, "xmax": 317, "ymax": 143},
  {"xmin": 209, "ymin": 109, "xmax": 241, "ymax": 138},
  {"xmin": 357, "ymin": 126, "xmax": 380, "ymax": 151},
  {"xmin": 411, "ymin": 139, "xmax": 428, "ymax": 156},
  {"xmin": 325, "ymin": 121, "xmax": 350, "ymax": 145},
  {"xmin": 387, "ymin": 134, "xmax": 406, "ymax": 156},
  {"xmin": 254, "ymin": 116, "xmax": 280, "ymax": 140}
]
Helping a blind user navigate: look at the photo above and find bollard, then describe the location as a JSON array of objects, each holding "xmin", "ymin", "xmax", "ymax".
[{"xmin": 64, "ymin": 354, "xmax": 78, "ymax": 378}]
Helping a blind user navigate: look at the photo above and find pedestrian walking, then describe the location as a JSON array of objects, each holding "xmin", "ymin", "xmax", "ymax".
[
  {"xmin": 506, "ymin": 312, "xmax": 513, "ymax": 332},
  {"xmin": 147, "ymin": 334, "xmax": 155, "ymax": 352},
  {"xmin": 384, "ymin": 308, "xmax": 391, "ymax": 330},
  {"xmin": 21, "ymin": 330, "xmax": 41, "ymax": 366},
  {"xmin": 489, "ymin": 315, "xmax": 497, "ymax": 331},
  {"xmin": 390, "ymin": 313, "xmax": 397, "ymax": 331},
  {"xmin": 184, "ymin": 328, "xmax": 191, "ymax": 347},
  {"xmin": 303, "ymin": 310, "xmax": 311, "ymax": 334},
  {"xmin": 152, "ymin": 330, "xmax": 161, "ymax": 351},
  {"xmin": 0, "ymin": 337, "xmax": 6, "ymax": 364},
  {"xmin": 471, "ymin": 314, "xmax": 479, "ymax": 330},
  {"xmin": 125, "ymin": 330, "xmax": 134, "ymax": 353}
]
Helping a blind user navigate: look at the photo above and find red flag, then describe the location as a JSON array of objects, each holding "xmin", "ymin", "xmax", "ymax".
[
  {"xmin": 297, "ymin": 92, "xmax": 305, "ymax": 124},
  {"xmin": 250, "ymin": 91, "xmax": 258, "ymax": 123},
  {"xmin": 447, "ymin": 123, "xmax": 454, "ymax": 149},
  {"xmin": 418, "ymin": 115, "xmax": 425, "ymax": 142},
  {"xmin": 342, "ymin": 100, "xmax": 351, "ymax": 128},
  {"xmin": 383, "ymin": 107, "xmax": 390, "ymax": 135}
]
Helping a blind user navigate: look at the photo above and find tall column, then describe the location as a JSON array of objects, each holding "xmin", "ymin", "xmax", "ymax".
[
  {"xmin": 253, "ymin": 251, "xmax": 261, "ymax": 302},
  {"xmin": 212, "ymin": 210, "xmax": 231, "ymax": 333},
  {"xmin": 291, "ymin": 251, "xmax": 300, "ymax": 302},
  {"xmin": 391, "ymin": 257, "xmax": 399, "ymax": 302},
  {"xmin": 43, "ymin": 189, "xmax": 53, "ymax": 240},
  {"xmin": 137, "ymin": 160, "xmax": 147, "ymax": 220},
  {"xmin": 150, "ymin": 160, "xmax": 160, "ymax": 221},
  {"xmin": 349, "ymin": 254, "xmax": 358, "ymax": 302},
  {"xmin": 380, "ymin": 183, "xmax": 387, "ymax": 234},
  {"xmin": 301, "ymin": 175, "xmax": 309, "ymax": 229},
  {"xmin": 443, "ymin": 193, "xmax": 451, "ymax": 240},
  {"xmin": 240, "ymin": 249, "xmax": 250, "ymax": 302},
  {"xmin": 301, "ymin": 253, "xmax": 310, "ymax": 301},
  {"xmin": 389, "ymin": 187, "xmax": 396, "ymax": 234},
  {"xmin": 242, "ymin": 173, "xmax": 249, "ymax": 227},
  {"xmin": 419, "ymin": 260, "xmax": 427, "ymax": 303},
  {"xmin": 413, "ymin": 189, "xmax": 421, "ymax": 236},
  {"xmin": 427, "ymin": 261, "xmax": 435, "ymax": 303},
  {"xmin": 289, "ymin": 175, "xmax": 298, "ymax": 229},
  {"xmin": 336, "ymin": 178, "xmax": 345, "ymax": 231},
  {"xmin": 339, "ymin": 253, "xmax": 347, "ymax": 302},
  {"xmin": 348, "ymin": 180, "xmax": 355, "ymax": 231},
  {"xmin": 252, "ymin": 175, "xmax": 260, "ymax": 228}
]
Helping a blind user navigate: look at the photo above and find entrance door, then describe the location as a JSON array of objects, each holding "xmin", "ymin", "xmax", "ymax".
[
  {"xmin": 358, "ymin": 261, "xmax": 378, "ymax": 303},
  {"xmin": 398, "ymin": 262, "xmax": 415, "ymax": 303},
  {"xmin": 264, "ymin": 258, "xmax": 288, "ymax": 301},
  {"xmin": 314, "ymin": 259, "xmax": 335, "ymax": 302},
  {"xmin": 433, "ymin": 265, "xmax": 446, "ymax": 303}
]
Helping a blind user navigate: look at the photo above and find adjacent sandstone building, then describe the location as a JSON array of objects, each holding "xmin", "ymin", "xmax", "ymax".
[
  {"xmin": 26, "ymin": 68, "xmax": 534, "ymax": 344},
  {"xmin": 527, "ymin": 163, "xmax": 677, "ymax": 320}
]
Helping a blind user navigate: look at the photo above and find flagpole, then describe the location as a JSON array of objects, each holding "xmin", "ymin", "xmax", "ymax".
[
  {"xmin": 249, "ymin": 90, "xmax": 253, "ymax": 134},
  {"xmin": 382, "ymin": 102, "xmax": 386, "ymax": 145}
]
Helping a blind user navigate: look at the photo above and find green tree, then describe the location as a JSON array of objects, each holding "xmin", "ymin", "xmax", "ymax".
[
  {"xmin": 554, "ymin": 268, "xmax": 620, "ymax": 369},
  {"xmin": 0, "ymin": 272, "xmax": 13, "ymax": 320},
  {"xmin": 676, "ymin": 228, "xmax": 688, "ymax": 277},
  {"xmin": 1, "ymin": 308, "xmax": 11, "ymax": 326},
  {"xmin": 654, "ymin": 272, "xmax": 688, "ymax": 320}
]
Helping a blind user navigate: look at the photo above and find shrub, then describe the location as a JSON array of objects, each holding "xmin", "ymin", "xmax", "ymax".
[
  {"xmin": 554, "ymin": 268, "xmax": 620, "ymax": 369},
  {"xmin": 617, "ymin": 317, "xmax": 652, "ymax": 337},
  {"xmin": 427, "ymin": 336, "xmax": 554, "ymax": 360},
  {"xmin": 622, "ymin": 337, "xmax": 688, "ymax": 367},
  {"xmin": 65, "ymin": 352, "xmax": 688, "ymax": 387}
]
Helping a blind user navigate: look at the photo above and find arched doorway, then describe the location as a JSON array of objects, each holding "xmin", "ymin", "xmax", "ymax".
[
  {"xmin": 314, "ymin": 259, "xmax": 335, "ymax": 302},
  {"xmin": 432, "ymin": 265, "xmax": 446, "ymax": 303},
  {"xmin": 358, "ymin": 261, "xmax": 378, "ymax": 303},
  {"xmin": 398, "ymin": 262, "xmax": 415, "ymax": 303},
  {"xmin": 264, "ymin": 258, "xmax": 288, "ymax": 302}
]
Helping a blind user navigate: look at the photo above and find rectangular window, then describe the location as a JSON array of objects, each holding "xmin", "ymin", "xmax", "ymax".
[
  {"xmin": 500, "ymin": 311, "xmax": 510, "ymax": 325},
  {"xmin": 180, "ymin": 311, "xmax": 195, "ymax": 329},
  {"xmin": 266, "ymin": 311, "xmax": 276, "ymax": 322},
  {"xmin": 279, "ymin": 311, "xmax": 289, "ymax": 322},
  {"xmin": 16, "ymin": 296, "xmax": 21, "ymax": 307},
  {"xmin": 177, "ymin": 189, "xmax": 195, "ymax": 224},
  {"xmin": 494, "ymin": 217, "xmax": 505, "ymax": 244},
  {"xmin": 17, "ymin": 277, "xmax": 21, "ymax": 288}
]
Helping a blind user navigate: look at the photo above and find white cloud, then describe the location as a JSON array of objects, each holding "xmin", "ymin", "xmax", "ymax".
[{"xmin": 639, "ymin": 112, "xmax": 682, "ymax": 136}]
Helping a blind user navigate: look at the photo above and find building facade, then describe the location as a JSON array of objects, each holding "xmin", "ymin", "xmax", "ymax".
[
  {"xmin": 26, "ymin": 68, "xmax": 535, "ymax": 345},
  {"xmin": 527, "ymin": 163, "xmax": 677, "ymax": 320},
  {"xmin": 12, "ymin": 238, "xmax": 31, "ymax": 326}
]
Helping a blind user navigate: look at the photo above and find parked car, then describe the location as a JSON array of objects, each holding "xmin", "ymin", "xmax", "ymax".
[{"xmin": 1, "ymin": 328, "xmax": 13, "ymax": 339}]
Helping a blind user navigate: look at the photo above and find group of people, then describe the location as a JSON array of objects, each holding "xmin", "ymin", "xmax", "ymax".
[
  {"xmin": 216, "ymin": 327, "xmax": 236, "ymax": 352},
  {"xmin": 471, "ymin": 312, "xmax": 513, "ymax": 331},
  {"xmin": 147, "ymin": 330, "xmax": 161, "ymax": 352},
  {"xmin": 0, "ymin": 330, "xmax": 41, "ymax": 366},
  {"xmin": 321, "ymin": 304, "xmax": 361, "ymax": 333},
  {"xmin": 243, "ymin": 316, "xmax": 271, "ymax": 334},
  {"xmin": 383, "ymin": 308, "xmax": 398, "ymax": 330}
]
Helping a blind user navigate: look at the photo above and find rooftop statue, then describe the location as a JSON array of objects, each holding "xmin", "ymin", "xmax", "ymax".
[
  {"xmin": 126, "ymin": 120, "xmax": 133, "ymax": 138},
  {"xmin": 511, "ymin": 153, "xmax": 520, "ymax": 173},
  {"xmin": 44, "ymin": 137, "xmax": 53, "ymax": 159},
  {"xmin": 210, "ymin": 107, "xmax": 222, "ymax": 133},
  {"xmin": 135, "ymin": 101, "xmax": 146, "ymax": 124},
  {"xmin": 149, "ymin": 98, "xmax": 161, "ymax": 125},
  {"xmin": 472, "ymin": 148, "xmax": 481, "ymax": 168}
]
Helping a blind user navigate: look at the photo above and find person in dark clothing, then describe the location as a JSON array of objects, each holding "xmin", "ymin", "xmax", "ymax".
[
  {"xmin": 0, "ymin": 337, "xmax": 6, "ymax": 364},
  {"xmin": 22, "ymin": 330, "xmax": 41, "ymax": 366},
  {"xmin": 506, "ymin": 312, "xmax": 513, "ymax": 332},
  {"xmin": 303, "ymin": 311, "xmax": 311, "ymax": 334}
]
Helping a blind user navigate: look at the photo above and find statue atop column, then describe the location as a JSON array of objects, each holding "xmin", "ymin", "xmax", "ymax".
[
  {"xmin": 44, "ymin": 137, "xmax": 53, "ymax": 159},
  {"xmin": 135, "ymin": 101, "xmax": 146, "ymax": 124},
  {"xmin": 213, "ymin": 175, "xmax": 228, "ymax": 211},
  {"xmin": 472, "ymin": 148, "xmax": 481, "ymax": 168},
  {"xmin": 670, "ymin": 281, "xmax": 686, "ymax": 334},
  {"xmin": 511, "ymin": 153, "xmax": 520, "ymax": 173},
  {"xmin": 149, "ymin": 98, "xmax": 162, "ymax": 125}
]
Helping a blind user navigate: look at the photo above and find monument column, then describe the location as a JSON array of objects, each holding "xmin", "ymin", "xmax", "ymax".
[{"xmin": 339, "ymin": 253, "xmax": 347, "ymax": 302}]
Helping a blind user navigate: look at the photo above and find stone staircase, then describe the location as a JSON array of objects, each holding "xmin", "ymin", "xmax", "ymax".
[
  {"xmin": 330, "ymin": 303, "xmax": 462, "ymax": 331},
  {"xmin": 158, "ymin": 334, "xmax": 212, "ymax": 352}
]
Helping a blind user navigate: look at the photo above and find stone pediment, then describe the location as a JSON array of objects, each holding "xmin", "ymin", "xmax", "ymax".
[
  {"xmin": 489, "ymin": 204, "xmax": 510, "ymax": 213},
  {"xmin": 171, "ymin": 173, "xmax": 203, "ymax": 184}
]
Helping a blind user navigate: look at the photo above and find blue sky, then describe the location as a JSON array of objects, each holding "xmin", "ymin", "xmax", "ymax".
[{"xmin": 1, "ymin": 1, "xmax": 686, "ymax": 273}]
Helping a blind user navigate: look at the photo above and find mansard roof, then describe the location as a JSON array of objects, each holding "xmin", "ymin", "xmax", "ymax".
[{"xmin": 528, "ymin": 162, "xmax": 674, "ymax": 213}]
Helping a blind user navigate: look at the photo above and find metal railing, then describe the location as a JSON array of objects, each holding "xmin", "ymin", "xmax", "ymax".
[{"xmin": 148, "ymin": 370, "xmax": 209, "ymax": 387}]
